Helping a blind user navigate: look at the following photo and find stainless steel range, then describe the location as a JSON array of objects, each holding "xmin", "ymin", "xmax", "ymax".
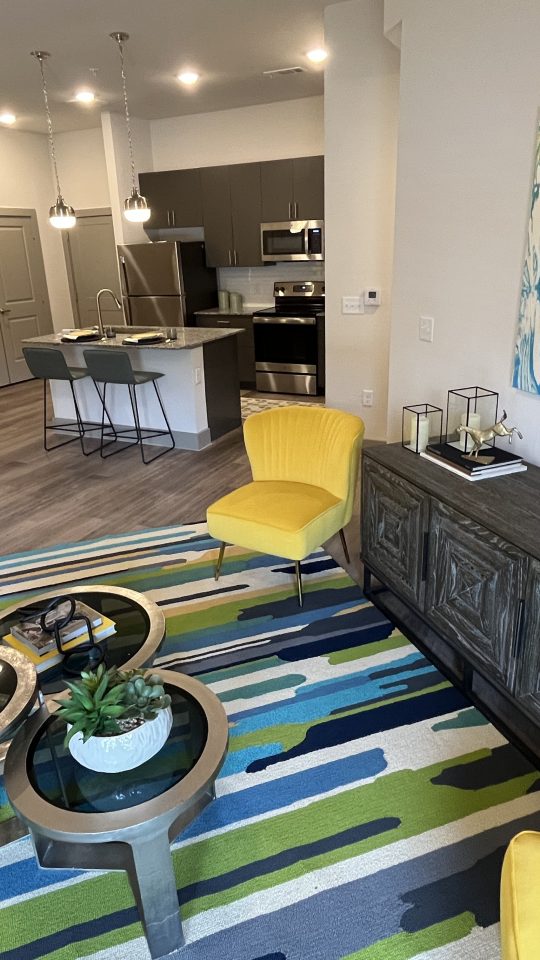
[{"xmin": 252, "ymin": 281, "xmax": 324, "ymax": 396}]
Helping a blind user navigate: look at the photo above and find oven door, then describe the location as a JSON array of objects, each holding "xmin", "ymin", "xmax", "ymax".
[{"xmin": 253, "ymin": 316, "xmax": 318, "ymax": 395}]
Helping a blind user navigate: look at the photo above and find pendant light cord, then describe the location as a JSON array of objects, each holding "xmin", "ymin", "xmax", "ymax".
[
  {"xmin": 35, "ymin": 54, "xmax": 61, "ymax": 198},
  {"xmin": 114, "ymin": 36, "xmax": 137, "ymax": 193}
]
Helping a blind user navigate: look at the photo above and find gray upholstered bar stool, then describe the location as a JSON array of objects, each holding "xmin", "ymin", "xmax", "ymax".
[
  {"xmin": 83, "ymin": 349, "xmax": 175, "ymax": 464},
  {"xmin": 22, "ymin": 346, "xmax": 116, "ymax": 456}
]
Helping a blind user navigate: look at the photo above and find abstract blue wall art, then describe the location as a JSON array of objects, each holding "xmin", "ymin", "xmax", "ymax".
[{"xmin": 513, "ymin": 121, "xmax": 540, "ymax": 393}]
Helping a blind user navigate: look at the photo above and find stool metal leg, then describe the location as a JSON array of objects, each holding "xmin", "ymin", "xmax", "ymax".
[
  {"xmin": 215, "ymin": 542, "xmax": 226, "ymax": 580},
  {"xmin": 129, "ymin": 382, "xmax": 175, "ymax": 465},
  {"xmin": 339, "ymin": 528, "xmax": 351, "ymax": 565},
  {"xmin": 98, "ymin": 381, "xmax": 139, "ymax": 459},
  {"xmin": 43, "ymin": 379, "xmax": 85, "ymax": 452}
]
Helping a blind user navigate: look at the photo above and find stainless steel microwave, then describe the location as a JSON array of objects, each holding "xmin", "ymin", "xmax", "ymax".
[{"xmin": 260, "ymin": 220, "xmax": 324, "ymax": 262}]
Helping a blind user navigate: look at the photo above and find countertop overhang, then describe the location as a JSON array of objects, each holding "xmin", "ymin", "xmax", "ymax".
[{"xmin": 22, "ymin": 327, "xmax": 243, "ymax": 351}]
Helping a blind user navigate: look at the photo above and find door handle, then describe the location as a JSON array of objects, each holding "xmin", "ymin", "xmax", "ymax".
[
  {"xmin": 0, "ymin": 307, "xmax": 11, "ymax": 314},
  {"xmin": 234, "ymin": 250, "xmax": 238, "ymax": 265},
  {"xmin": 167, "ymin": 210, "xmax": 171, "ymax": 226},
  {"xmin": 294, "ymin": 202, "xmax": 299, "ymax": 218},
  {"xmin": 171, "ymin": 210, "xmax": 176, "ymax": 227},
  {"xmin": 288, "ymin": 202, "xmax": 292, "ymax": 219},
  {"xmin": 228, "ymin": 249, "xmax": 232, "ymax": 265}
]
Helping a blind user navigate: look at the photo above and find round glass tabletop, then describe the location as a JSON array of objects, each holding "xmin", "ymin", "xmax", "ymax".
[
  {"xmin": 28, "ymin": 685, "xmax": 208, "ymax": 813},
  {"xmin": 0, "ymin": 587, "xmax": 165, "ymax": 697}
]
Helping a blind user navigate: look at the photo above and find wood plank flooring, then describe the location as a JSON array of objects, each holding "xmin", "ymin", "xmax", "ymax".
[{"xmin": 0, "ymin": 379, "xmax": 364, "ymax": 583}]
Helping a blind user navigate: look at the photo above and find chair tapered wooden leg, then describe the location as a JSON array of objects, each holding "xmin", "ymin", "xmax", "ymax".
[
  {"xmin": 295, "ymin": 561, "xmax": 303, "ymax": 607},
  {"xmin": 215, "ymin": 542, "xmax": 226, "ymax": 581},
  {"xmin": 339, "ymin": 528, "xmax": 350, "ymax": 565}
]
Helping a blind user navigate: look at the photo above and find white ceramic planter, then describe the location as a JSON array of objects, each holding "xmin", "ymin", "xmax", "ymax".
[{"xmin": 67, "ymin": 706, "xmax": 173, "ymax": 773}]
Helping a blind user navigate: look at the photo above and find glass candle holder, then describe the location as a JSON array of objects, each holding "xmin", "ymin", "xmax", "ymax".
[
  {"xmin": 445, "ymin": 386, "xmax": 499, "ymax": 454},
  {"xmin": 402, "ymin": 404, "xmax": 443, "ymax": 454}
]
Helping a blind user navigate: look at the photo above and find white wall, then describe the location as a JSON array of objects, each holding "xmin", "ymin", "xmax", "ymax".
[
  {"xmin": 151, "ymin": 97, "xmax": 324, "ymax": 170},
  {"xmin": 0, "ymin": 128, "xmax": 73, "ymax": 329},
  {"xmin": 387, "ymin": 0, "xmax": 540, "ymax": 464},
  {"xmin": 324, "ymin": 0, "xmax": 400, "ymax": 437},
  {"xmin": 101, "ymin": 112, "xmax": 153, "ymax": 245},
  {"xmin": 55, "ymin": 128, "xmax": 110, "ymax": 210}
]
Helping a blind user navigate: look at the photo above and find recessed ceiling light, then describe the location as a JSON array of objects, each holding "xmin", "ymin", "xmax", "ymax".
[
  {"xmin": 307, "ymin": 48, "xmax": 327, "ymax": 64},
  {"xmin": 177, "ymin": 70, "xmax": 199, "ymax": 86},
  {"xmin": 75, "ymin": 89, "xmax": 95, "ymax": 103},
  {"xmin": 0, "ymin": 112, "xmax": 16, "ymax": 125}
]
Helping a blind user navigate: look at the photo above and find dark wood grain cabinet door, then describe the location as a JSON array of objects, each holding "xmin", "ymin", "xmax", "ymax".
[
  {"xmin": 260, "ymin": 160, "xmax": 294, "ymax": 221},
  {"xmin": 293, "ymin": 156, "xmax": 324, "ymax": 219},
  {"xmin": 512, "ymin": 559, "xmax": 540, "ymax": 718},
  {"xmin": 201, "ymin": 166, "xmax": 234, "ymax": 267},
  {"xmin": 229, "ymin": 163, "xmax": 262, "ymax": 266},
  {"xmin": 362, "ymin": 459, "xmax": 429, "ymax": 608},
  {"xmin": 425, "ymin": 501, "xmax": 526, "ymax": 684},
  {"xmin": 139, "ymin": 170, "xmax": 203, "ymax": 229}
]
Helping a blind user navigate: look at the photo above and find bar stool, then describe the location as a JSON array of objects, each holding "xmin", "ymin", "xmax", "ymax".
[
  {"xmin": 22, "ymin": 346, "xmax": 116, "ymax": 456},
  {"xmin": 83, "ymin": 349, "xmax": 175, "ymax": 464}
]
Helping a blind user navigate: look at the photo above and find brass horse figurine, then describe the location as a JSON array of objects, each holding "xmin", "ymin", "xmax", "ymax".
[{"xmin": 458, "ymin": 410, "xmax": 524, "ymax": 460}]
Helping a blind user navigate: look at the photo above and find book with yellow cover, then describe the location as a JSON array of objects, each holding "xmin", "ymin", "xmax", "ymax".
[{"xmin": 2, "ymin": 615, "xmax": 116, "ymax": 673}]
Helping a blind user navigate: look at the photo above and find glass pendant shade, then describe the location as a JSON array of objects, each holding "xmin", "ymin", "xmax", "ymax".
[
  {"xmin": 49, "ymin": 196, "xmax": 76, "ymax": 229},
  {"xmin": 123, "ymin": 187, "xmax": 151, "ymax": 223}
]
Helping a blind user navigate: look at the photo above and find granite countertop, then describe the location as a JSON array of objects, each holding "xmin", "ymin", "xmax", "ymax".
[
  {"xmin": 23, "ymin": 327, "xmax": 243, "ymax": 351},
  {"xmin": 195, "ymin": 305, "xmax": 272, "ymax": 317}
]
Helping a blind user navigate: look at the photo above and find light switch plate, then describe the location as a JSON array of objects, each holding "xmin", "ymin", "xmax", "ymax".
[
  {"xmin": 342, "ymin": 296, "xmax": 364, "ymax": 314},
  {"xmin": 419, "ymin": 315, "xmax": 434, "ymax": 342}
]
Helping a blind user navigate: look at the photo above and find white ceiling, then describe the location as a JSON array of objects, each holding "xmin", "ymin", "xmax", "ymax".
[{"xmin": 1, "ymin": 0, "xmax": 342, "ymax": 134}]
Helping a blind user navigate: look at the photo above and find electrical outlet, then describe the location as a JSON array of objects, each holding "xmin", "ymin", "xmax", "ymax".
[
  {"xmin": 419, "ymin": 315, "xmax": 434, "ymax": 342},
  {"xmin": 342, "ymin": 295, "xmax": 364, "ymax": 315},
  {"xmin": 362, "ymin": 389, "xmax": 373, "ymax": 407}
]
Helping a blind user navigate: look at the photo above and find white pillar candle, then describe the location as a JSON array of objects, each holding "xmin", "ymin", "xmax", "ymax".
[
  {"xmin": 459, "ymin": 411, "xmax": 481, "ymax": 450},
  {"xmin": 410, "ymin": 414, "xmax": 429, "ymax": 452}
]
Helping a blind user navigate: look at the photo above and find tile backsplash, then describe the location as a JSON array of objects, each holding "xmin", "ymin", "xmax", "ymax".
[{"xmin": 217, "ymin": 262, "xmax": 324, "ymax": 308}]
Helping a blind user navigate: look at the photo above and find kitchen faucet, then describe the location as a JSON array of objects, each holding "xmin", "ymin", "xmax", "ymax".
[{"xmin": 96, "ymin": 288, "xmax": 122, "ymax": 335}]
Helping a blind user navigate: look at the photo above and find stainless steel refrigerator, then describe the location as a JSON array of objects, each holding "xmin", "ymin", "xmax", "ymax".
[{"xmin": 118, "ymin": 241, "xmax": 218, "ymax": 327}]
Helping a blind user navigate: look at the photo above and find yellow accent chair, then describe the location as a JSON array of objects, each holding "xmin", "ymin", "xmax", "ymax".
[
  {"xmin": 500, "ymin": 831, "xmax": 540, "ymax": 960},
  {"xmin": 206, "ymin": 405, "xmax": 365, "ymax": 605}
]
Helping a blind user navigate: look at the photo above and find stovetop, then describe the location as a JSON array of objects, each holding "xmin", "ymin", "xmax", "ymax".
[{"xmin": 254, "ymin": 280, "xmax": 325, "ymax": 319}]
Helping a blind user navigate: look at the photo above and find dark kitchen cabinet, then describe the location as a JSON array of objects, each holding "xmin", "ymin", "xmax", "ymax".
[
  {"xmin": 361, "ymin": 444, "xmax": 540, "ymax": 764},
  {"xmin": 260, "ymin": 156, "xmax": 324, "ymax": 221},
  {"xmin": 201, "ymin": 164, "xmax": 262, "ymax": 268},
  {"xmin": 195, "ymin": 312, "xmax": 255, "ymax": 386},
  {"xmin": 139, "ymin": 169, "xmax": 203, "ymax": 230}
]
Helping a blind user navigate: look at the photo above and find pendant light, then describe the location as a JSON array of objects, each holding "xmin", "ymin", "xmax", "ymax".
[
  {"xmin": 109, "ymin": 32, "xmax": 151, "ymax": 223},
  {"xmin": 31, "ymin": 51, "xmax": 76, "ymax": 230}
]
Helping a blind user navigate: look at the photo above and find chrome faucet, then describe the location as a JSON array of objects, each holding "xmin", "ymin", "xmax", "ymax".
[{"xmin": 96, "ymin": 288, "xmax": 122, "ymax": 335}]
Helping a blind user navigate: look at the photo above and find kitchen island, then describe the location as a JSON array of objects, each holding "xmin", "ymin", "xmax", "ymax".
[{"xmin": 23, "ymin": 327, "xmax": 243, "ymax": 450}]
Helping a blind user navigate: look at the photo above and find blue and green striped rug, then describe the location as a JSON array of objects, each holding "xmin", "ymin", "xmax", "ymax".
[{"xmin": 0, "ymin": 523, "xmax": 538, "ymax": 960}]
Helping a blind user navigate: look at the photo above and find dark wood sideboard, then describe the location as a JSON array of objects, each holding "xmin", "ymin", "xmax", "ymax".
[{"xmin": 361, "ymin": 443, "xmax": 540, "ymax": 765}]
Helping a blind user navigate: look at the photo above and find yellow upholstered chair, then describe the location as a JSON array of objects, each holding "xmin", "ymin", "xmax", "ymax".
[
  {"xmin": 206, "ymin": 405, "xmax": 365, "ymax": 605},
  {"xmin": 500, "ymin": 830, "xmax": 540, "ymax": 960}
]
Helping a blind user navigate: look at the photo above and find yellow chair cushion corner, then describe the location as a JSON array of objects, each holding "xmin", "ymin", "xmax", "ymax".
[
  {"xmin": 207, "ymin": 480, "xmax": 344, "ymax": 561},
  {"xmin": 501, "ymin": 830, "xmax": 540, "ymax": 960}
]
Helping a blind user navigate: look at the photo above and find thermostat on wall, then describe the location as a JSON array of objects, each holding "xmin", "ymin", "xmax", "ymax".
[{"xmin": 364, "ymin": 288, "xmax": 381, "ymax": 306}]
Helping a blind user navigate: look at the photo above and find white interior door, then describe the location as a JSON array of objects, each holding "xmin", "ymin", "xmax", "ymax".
[{"xmin": 0, "ymin": 211, "xmax": 53, "ymax": 384}]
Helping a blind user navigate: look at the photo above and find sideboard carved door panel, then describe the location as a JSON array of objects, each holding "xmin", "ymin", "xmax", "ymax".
[
  {"xmin": 362, "ymin": 460, "xmax": 428, "ymax": 608},
  {"xmin": 513, "ymin": 558, "xmax": 540, "ymax": 719},
  {"xmin": 425, "ymin": 501, "xmax": 526, "ymax": 684}
]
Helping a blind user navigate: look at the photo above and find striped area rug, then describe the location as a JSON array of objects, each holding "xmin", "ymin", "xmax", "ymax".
[{"xmin": 0, "ymin": 523, "xmax": 539, "ymax": 960}]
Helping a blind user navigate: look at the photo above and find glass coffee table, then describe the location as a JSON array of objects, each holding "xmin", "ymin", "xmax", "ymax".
[
  {"xmin": 4, "ymin": 669, "xmax": 228, "ymax": 959},
  {"xmin": 0, "ymin": 585, "xmax": 166, "ymax": 698},
  {"xmin": 0, "ymin": 647, "xmax": 39, "ymax": 744}
]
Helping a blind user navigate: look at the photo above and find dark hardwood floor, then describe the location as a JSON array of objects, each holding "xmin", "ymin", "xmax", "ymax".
[{"xmin": 0, "ymin": 379, "xmax": 364, "ymax": 582}]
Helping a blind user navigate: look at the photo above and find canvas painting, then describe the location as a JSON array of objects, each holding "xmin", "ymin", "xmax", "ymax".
[{"xmin": 513, "ymin": 120, "xmax": 540, "ymax": 393}]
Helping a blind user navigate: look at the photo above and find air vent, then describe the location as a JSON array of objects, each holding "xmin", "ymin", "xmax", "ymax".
[{"xmin": 263, "ymin": 66, "xmax": 305, "ymax": 78}]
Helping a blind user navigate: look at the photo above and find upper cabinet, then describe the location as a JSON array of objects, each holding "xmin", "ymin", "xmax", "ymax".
[
  {"xmin": 260, "ymin": 156, "xmax": 324, "ymax": 222},
  {"xmin": 138, "ymin": 169, "xmax": 203, "ymax": 230},
  {"xmin": 201, "ymin": 163, "xmax": 262, "ymax": 268},
  {"xmin": 140, "ymin": 155, "xmax": 324, "ymax": 263}
]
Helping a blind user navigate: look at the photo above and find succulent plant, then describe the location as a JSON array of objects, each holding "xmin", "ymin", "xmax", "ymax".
[{"xmin": 54, "ymin": 664, "xmax": 171, "ymax": 747}]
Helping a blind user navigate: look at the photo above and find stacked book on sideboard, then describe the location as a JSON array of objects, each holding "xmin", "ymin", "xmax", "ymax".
[{"xmin": 420, "ymin": 442, "xmax": 527, "ymax": 481}]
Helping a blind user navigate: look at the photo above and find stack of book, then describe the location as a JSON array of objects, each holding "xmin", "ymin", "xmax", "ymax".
[
  {"xmin": 2, "ymin": 600, "xmax": 116, "ymax": 672},
  {"xmin": 420, "ymin": 442, "xmax": 527, "ymax": 481}
]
